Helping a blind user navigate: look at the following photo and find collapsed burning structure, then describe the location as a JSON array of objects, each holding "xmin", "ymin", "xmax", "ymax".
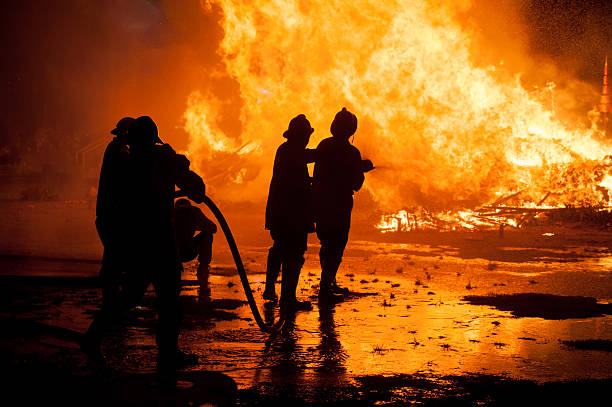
[
  {"xmin": 378, "ymin": 57, "xmax": 612, "ymax": 233},
  {"xmin": 181, "ymin": 1, "xmax": 612, "ymax": 232}
]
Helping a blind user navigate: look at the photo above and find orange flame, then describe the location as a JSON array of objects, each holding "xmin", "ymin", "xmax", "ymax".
[{"xmin": 184, "ymin": 0, "xmax": 612, "ymax": 218}]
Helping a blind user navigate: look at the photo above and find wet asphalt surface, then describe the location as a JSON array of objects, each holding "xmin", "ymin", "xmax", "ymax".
[{"xmin": 2, "ymin": 229, "xmax": 612, "ymax": 405}]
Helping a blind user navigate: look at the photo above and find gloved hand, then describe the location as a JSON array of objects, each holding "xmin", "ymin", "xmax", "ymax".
[
  {"xmin": 361, "ymin": 159, "xmax": 375, "ymax": 173},
  {"xmin": 186, "ymin": 171, "xmax": 206, "ymax": 203}
]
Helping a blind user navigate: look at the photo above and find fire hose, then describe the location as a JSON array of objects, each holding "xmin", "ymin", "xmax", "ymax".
[{"xmin": 182, "ymin": 194, "xmax": 286, "ymax": 342}]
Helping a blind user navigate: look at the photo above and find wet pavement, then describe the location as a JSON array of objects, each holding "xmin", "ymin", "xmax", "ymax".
[{"xmin": 2, "ymin": 228, "xmax": 612, "ymax": 404}]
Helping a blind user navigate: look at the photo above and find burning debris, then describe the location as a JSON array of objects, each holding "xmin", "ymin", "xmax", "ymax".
[
  {"xmin": 183, "ymin": 1, "xmax": 612, "ymax": 230},
  {"xmin": 377, "ymin": 154, "xmax": 612, "ymax": 232},
  {"xmin": 377, "ymin": 204, "xmax": 612, "ymax": 233}
]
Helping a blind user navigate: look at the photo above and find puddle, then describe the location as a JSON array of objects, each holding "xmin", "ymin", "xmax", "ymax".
[
  {"xmin": 2, "ymin": 233, "xmax": 612, "ymax": 399},
  {"xmin": 462, "ymin": 293, "xmax": 612, "ymax": 319}
]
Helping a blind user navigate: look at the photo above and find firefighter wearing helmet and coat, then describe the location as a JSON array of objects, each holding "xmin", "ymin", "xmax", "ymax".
[
  {"xmin": 95, "ymin": 117, "xmax": 135, "ymax": 313},
  {"xmin": 263, "ymin": 114, "xmax": 316, "ymax": 313},
  {"xmin": 312, "ymin": 107, "xmax": 374, "ymax": 304},
  {"xmin": 82, "ymin": 116, "xmax": 206, "ymax": 376}
]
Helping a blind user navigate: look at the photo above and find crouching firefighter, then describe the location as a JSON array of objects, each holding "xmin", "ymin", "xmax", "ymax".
[
  {"xmin": 82, "ymin": 115, "xmax": 206, "ymax": 376},
  {"xmin": 174, "ymin": 198, "xmax": 217, "ymax": 299}
]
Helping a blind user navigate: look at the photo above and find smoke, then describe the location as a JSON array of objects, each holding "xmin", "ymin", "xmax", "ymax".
[{"xmin": 0, "ymin": 0, "xmax": 222, "ymax": 196}]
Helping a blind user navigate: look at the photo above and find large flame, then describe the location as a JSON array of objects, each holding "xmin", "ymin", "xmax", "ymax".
[{"xmin": 184, "ymin": 0, "xmax": 612, "ymax": 219}]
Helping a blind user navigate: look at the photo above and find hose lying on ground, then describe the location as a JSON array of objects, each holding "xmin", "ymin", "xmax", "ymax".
[{"xmin": 199, "ymin": 196, "xmax": 286, "ymax": 339}]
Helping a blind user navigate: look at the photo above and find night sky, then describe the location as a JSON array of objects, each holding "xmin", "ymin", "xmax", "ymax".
[
  {"xmin": 523, "ymin": 0, "xmax": 612, "ymax": 81},
  {"xmin": 1, "ymin": 0, "xmax": 611, "ymax": 157}
]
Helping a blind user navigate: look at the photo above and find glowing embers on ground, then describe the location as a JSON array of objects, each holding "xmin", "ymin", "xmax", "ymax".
[
  {"xmin": 378, "ymin": 154, "xmax": 612, "ymax": 232},
  {"xmin": 376, "ymin": 204, "xmax": 612, "ymax": 233},
  {"xmin": 377, "ymin": 208, "xmax": 520, "ymax": 233}
]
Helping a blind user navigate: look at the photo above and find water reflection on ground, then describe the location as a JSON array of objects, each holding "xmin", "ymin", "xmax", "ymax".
[
  {"xmin": 2, "ymin": 229, "xmax": 612, "ymax": 402},
  {"xmin": 181, "ymin": 258, "xmax": 612, "ymax": 389}
]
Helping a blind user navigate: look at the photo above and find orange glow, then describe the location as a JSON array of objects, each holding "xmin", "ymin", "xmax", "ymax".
[{"xmin": 184, "ymin": 1, "xmax": 612, "ymax": 222}]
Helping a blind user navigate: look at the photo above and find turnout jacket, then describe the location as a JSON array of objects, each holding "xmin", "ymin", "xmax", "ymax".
[
  {"xmin": 265, "ymin": 142, "xmax": 315, "ymax": 234},
  {"xmin": 311, "ymin": 136, "xmax": 364, "ymax": 222}
]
